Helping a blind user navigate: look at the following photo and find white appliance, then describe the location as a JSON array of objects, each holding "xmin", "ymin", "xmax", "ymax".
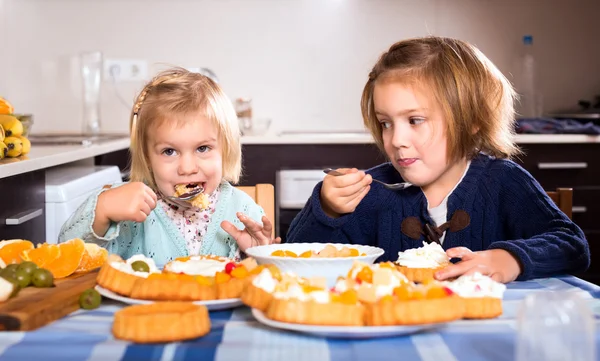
[
  {"xmin": 45, "ymin": 165, "xmax": 122, "ymax": 243},
  {"xmin": 277, "ymin": 170, "xmax": 326, "ymax": 209}
]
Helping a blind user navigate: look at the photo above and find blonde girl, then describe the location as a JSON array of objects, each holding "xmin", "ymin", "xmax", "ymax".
[{"xmin": 60, "ymin": 67, "xmax": 280, "ymax": 264}]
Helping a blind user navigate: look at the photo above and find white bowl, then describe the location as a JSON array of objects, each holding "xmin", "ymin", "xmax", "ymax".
[{"xmin": 245, "ymin": 243, "xmax": 384, "ymax": 286}]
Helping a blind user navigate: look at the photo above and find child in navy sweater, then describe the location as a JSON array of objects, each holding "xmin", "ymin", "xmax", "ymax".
[{"xmin": 287, "ymin": 36, "xmax": 590, "ymax": 282}]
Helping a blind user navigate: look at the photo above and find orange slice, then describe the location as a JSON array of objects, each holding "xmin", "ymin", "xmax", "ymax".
[
  {"xmin": 75, "ymin": 243, "xmax": 108, "ymax": 273},
  {"xmin": 44, "ymin": 238, "xmax": 86, "ymax": 279},
  {"xmin": 0, "ymin": 97, "xmax": 14, "ymax": 115},
  {"xmin": 20, "ymin": 243, "xmax": 61, "ymax": 268},
  {"xmin": 0, "ymin": 239, "xmax": 34, "ymax": 265}
]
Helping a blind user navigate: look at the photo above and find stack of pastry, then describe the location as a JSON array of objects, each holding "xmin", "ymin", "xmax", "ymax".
[
  {"xmin": 395, "ymin": 242, "xmax": 450, "ymax": 283},
  {"xmin": 443, "ymin": 272, "xmax": 506, "ymax": 319}
]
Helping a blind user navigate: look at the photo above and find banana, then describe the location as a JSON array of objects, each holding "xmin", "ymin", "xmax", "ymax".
[
  {"xmin": 3, "ymin": 136, "xmax": 23, "ymax": 157},
  {"xmin": 0, "ymin": 142, "xmax": 7, "ymax": 159},
  {"xmin": 17, "ymin": 135, "xmax": 30, "ymax": 155},
  {"xmin": 0, "ymin": 124, "xmax": 4, "ymax": 143},
  {"xmin": 0, "ymin": 115, "xmax": 23, "ymax": 137}
]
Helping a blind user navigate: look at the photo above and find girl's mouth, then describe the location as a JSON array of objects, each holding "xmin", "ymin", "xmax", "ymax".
[{"xmin": 397, "ymin": 158, "xmax": 418, "ymax": 167}]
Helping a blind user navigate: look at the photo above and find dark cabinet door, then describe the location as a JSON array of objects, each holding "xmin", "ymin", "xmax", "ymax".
[{"xmin": 0, "ymin": 170, "xmax": 46, "ymax": 244}]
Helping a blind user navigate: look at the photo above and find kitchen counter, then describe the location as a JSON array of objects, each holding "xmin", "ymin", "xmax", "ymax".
[
  {"xmin": 1, "ymin": 133, "xmax": 598, "ymax": 179},
  {"xmin": 0, "ymin": 137, "xmax": 130, "ymax": 179},
  {"xmin": 241, "ymin": 133, "xmax": 600, "ymax": 145}
]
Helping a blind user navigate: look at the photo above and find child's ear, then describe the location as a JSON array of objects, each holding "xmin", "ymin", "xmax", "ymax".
[{"xmin": 471, "ymin": 125, "xmax": 480, "ymax": 135}]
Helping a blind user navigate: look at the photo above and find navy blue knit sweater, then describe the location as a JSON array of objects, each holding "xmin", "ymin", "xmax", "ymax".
[{"xmin": 286, "ymin": 154, "xmax": 590, "ymax": 281}]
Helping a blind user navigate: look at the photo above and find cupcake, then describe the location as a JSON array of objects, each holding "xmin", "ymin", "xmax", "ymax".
[
  {"xmin": 96, "ymin": 254, "xmax": 160, "ymax": 296},
  {"xmin": 241, "ymin": 265, "xmax": 282, "ymax": 311},
  {"xmin": 113, "ymin": 302, "xmax": 211, "ymax": 343},
  {"xmin": 265, "ymin": 283, "xmax": 364, "ymax": 326},
  {"xmin": 364, "ymin": 280, "xmax": 465, "ymax": 326},
  {"xmin": 334, "ymin": 261, "xmax": 409, "ymax": 304},
  {"xmin": 395, "ymin": 241, "xmax": 450, "ymax": 283},
  {"xmin": 164, "ymin": 255, "xmax": 257, "ymax": 299},
  {"xmin": 443, "ymin": 272, "xmax": 506, "ymax": 319}
]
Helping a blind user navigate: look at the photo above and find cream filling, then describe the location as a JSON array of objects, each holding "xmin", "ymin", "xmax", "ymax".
[
  {"xmin": 444, "ymin": 272, "xmax": 506, "ymax": 298},
  {"xmin": 252, "ymin": 268, "xmax": 277, "ymax": 293},
  {"xmin": 396, "ymin": 241, "xmax": 449, "ymax": 268},
  {"xmin": 273, "ymin": 284, "xmax": 329, "ymax": 303},
  {"xmin": 110, "ymin": 254, "xmax": 160, "ymax": 278},
  {"xmin": 164, "ymin": 258, "xmax": 227, "ymax": 276}
]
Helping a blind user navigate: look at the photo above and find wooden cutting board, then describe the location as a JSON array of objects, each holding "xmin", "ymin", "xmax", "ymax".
[{"xmin": 0, "ymin": 269, "xmax": 100, "ymax": 331}]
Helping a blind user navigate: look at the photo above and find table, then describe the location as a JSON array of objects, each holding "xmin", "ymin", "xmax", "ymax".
[{"xmin": 0, "ymin": 276, "xmax": 598, "ymax": 361}]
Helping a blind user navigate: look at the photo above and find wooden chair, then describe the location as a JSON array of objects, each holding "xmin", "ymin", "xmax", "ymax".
[
  {"xmin": 546, "ymin": 187, "xmax": 573, "ymax": 219},
  {"xmin": 236, "ymin": 184, "xmax": 275, "ymax": 238}
]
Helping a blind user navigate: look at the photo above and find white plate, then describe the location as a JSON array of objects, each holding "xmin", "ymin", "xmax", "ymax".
[
  {"xmin": 251, "ymin": 308, "xmax": 444, "ymax": 339},
  {"xmin": 244, "ymin": 243, "xmax": 385, "ymax": 286},
  {"xmin": 95, "ymin": 285, "xmax": 243, "ymax": 311}
]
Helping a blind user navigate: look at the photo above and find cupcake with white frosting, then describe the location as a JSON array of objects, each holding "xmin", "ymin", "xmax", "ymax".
[
  {"xmin": 395, "ymin": 241, "xmax": 450, "ymax": 283},
  {"xmin": 96, "ymin": 254, "xmax": 160, "ymax": 296},
  {"xmin": 443, "ymin": 272, "xmax": 506, "ymax": 319}
]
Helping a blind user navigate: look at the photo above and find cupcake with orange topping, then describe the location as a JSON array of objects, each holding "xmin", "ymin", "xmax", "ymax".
[{"xmin": 364, "ymin": 280, "xmax": 465, "ymax": 326}]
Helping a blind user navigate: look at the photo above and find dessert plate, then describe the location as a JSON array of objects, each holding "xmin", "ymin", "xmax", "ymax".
[
  {"xmin": 95, "ymin": 285, "xmax": 243, "ymax": 311},
  {"xmin": 251, "ymin": 308, "xmax": 445, "ymax": 339}
]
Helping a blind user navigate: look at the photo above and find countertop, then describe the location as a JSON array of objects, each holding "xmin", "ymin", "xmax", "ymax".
[
  {"xmin": 1, "ymin": 133, "xmax": 598, "ymax": 179},
  {"xmin": 0, "ymin": 137, "xmax": 130, "ymax": 179}
]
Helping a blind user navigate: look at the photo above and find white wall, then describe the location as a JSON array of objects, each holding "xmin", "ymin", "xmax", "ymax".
[{"xmin": 2, "ymin": 0, "xmax": 600, "ymax": 135}]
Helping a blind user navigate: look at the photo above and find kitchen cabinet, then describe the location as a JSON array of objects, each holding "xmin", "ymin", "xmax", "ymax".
[{"xmin": 0, "ymin": 170, "xmax": 46, "ymax": 244}]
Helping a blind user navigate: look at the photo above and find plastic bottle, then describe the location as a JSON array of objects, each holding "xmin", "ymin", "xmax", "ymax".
[{"xmin": 518, "ymin": 35, "xmax": 543, "ymax": 118}]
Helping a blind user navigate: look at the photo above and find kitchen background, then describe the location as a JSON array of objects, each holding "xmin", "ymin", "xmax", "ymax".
[{"xmin": 1, "ymin": 0, "xmax": 599, "ymax": 135}]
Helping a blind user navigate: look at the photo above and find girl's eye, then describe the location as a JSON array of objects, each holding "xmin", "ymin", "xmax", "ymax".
[
  {"xmin": 379, "ymin": 121, "xmax": 391, "ymax": 129},
  {"xmin": 409, "ymin": 117, "xmax": 425, "ymax": 125},
  {"xmin": 197, "ymin": 146, "xmax": 210, "ymax": 153},
  {"xmin": 162, "ymin": 148, "xmax": 176, "ymax": 156}
]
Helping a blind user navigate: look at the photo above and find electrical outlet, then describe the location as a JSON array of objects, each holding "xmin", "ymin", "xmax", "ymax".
[{"xmin": 104, "ymin": 59, "xmax": 148, "ymax": 82}]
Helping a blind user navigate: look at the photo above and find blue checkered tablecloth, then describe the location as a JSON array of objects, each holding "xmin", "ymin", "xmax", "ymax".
[{"xmin": 0, "ymin": 276, "xmax": 598, "ymax": 361}]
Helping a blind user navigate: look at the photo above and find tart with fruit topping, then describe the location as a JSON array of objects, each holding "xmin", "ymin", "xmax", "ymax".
[
  {"xmin": 96, "ymin": 254, "xmax": 160, "ymax": 297},
  {"xmin": 113, "ymin": 302, "xmax": 211, "ymax": 343},
  {"xmin": 174, "ymin": 183, "xmax": 209, "ymax": 209},
  {"xmin": 333, "ymin": 261, "xmax": 409, "ymax": 304},
  {"xmin": 240, "ymin": 264, "xmax": 282, "ymax": 311},
  {"xmin": 137, "ymin": 255, "xmax": 258, "ymax": 300},
  {"xmin": 364, "ymin": 280, "xmax": 465, "ymax": 326},
  {"xmin": 265, "ymin": 283, "xmax": 365, "ymax": 326},
  {"xmin": 395, "ymin": 241, "xmax": 450, "ymax": 283},
  {"xmin": 443, "ymin": 272, "xmax": 506, "ymax": 319}
]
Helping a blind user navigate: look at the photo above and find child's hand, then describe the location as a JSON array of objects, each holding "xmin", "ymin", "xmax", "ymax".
[
  {"xmin": 434, "ymin": 247, "xmax": 521, "ymax": 283},
  {"xmin": 320, "ymin": 168, "xmax": 372, "ymax": 218},
  {"xmin": 94, "ymin": 182, "xmax": 158, "ymax": 236},
  {"xmin": 221, "ymin": 212, "xmax": 281, "ymax": 252}
]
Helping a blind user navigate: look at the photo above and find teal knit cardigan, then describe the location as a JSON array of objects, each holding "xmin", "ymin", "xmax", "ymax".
[{"xmin": 58, "ymin": 182, "xmax": 265, "ymax": 265}]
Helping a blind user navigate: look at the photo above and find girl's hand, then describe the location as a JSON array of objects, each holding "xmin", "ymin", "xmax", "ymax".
[
  {"xmin": 94, "ymin": 182, "xmax": 157, "ymax": 236},
  {"xmin": 221, "ymin": 212, "xmax": 282, "ymax": 252},
  {"xmin": 434, "ymin": 247, "xmax": 522, "ymax": 283},
  {"xmin": 320, "ymin": 168, "xmax": 372, "ymax": 218}
]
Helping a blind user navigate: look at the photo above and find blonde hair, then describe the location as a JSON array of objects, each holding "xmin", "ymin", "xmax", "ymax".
[
  {"xmin": 129, "ymin": 67, "xmax": 241, "ymax": 190},
  {"xmin": 361, "ymin": 36, "xmax": 520, "ymax": 162}
]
